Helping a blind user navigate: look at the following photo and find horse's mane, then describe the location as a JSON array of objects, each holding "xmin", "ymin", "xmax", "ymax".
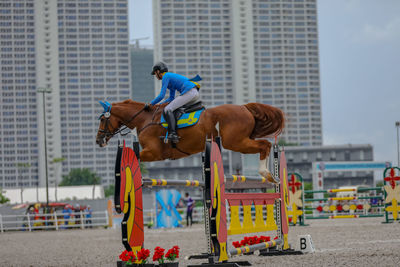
[
  {"xmin": 116, "ymin": 99, "xmax": 167, "ymax": 112},
  {"xmin": 120, "ymin": 99, "xmax": 140, "ymax": 105}
]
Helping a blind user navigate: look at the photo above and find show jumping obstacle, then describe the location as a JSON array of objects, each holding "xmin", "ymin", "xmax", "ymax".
[
  {"xmin": 287, "ymin": 167, "xmax": 400, "ymax": 224},
  {"xmin": 114, "ymin": 137, "xmax": 299, "ymax": 266}
]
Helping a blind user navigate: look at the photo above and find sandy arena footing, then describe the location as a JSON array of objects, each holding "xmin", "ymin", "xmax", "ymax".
[{"xmin": 1, "ymin": 217, "xmax": 399, "ymax": 266}]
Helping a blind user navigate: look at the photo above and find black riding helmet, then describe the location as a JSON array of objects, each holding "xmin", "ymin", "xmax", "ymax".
[{"xmin": 151, "ymin": 61, "xmax": 168, "ymax": 75}]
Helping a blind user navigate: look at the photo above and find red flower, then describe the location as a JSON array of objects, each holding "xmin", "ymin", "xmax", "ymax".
[
  {"xmin": 137, "ymin": 248, "xmax": 150, "ymax": 264},
  {"xmin": 165, "ymin": 246, "xmax": 180, "ymax": 262},
  {"xmin": 232, "ymin": 241, "xmax": 241, "ymax": 248},
  {"xmin": 119, "ymin": 250, "xmax": 136, "ymax": 264},
  {"xmin": 172, "ymin": 246, "xmax": 180, "ymax": 259},
  {"xmin": 259, "ymin": 236, "xmax": 271, "ymax": 242},
  {"xmin": 119, "ymin": 250, "xmax": 130, "ymax": 262},
  {"xmin": 153, "ymin": 246, "xmax": 165, "ymax": 264}
]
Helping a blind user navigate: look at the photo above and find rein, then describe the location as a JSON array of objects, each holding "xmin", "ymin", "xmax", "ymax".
[
  {"xmin": 137, "ymin": 105, "xmax": 162, "ymax": 133},
  {"xmin": 100, "ymin": 104, "xmax": 191, "ymax": 157}
]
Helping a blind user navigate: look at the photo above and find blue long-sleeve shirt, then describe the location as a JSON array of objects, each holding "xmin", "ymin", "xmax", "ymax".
[{"xmin": 150, "ymin": 72, "xmax": 198, "ymax": 105}]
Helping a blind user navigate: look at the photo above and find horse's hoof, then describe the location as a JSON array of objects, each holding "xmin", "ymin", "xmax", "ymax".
[
  {"xmin": 267, "ymin": 173, "xmax": 278, "ymax": 184},
  {"xmin": 261, "ymin": 170, "xmax": 278, "ymax": 184}
]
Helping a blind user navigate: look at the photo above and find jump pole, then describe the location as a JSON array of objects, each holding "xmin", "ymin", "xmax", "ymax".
[{"xmin": 303, "ymin": 187, "xmax": 385, "ymax": 222}]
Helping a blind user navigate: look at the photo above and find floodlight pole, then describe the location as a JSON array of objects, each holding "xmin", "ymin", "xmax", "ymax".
[{"xmin": 37, "ymin": 87, "xmax": 52, "ymax": 207}]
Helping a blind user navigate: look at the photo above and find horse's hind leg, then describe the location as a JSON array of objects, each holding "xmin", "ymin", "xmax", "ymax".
[
  {"xmin": 255, "ymin": 140, "xmax": 275, "ymax": 183},
  {"xmin": 222, "ymin": 138, "xmax": 275, "ymax": 183}
]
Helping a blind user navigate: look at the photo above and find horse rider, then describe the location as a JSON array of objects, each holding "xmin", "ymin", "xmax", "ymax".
[{"xmin": 147, "ymin": 61, "xmax": 201, "ymax": 143}]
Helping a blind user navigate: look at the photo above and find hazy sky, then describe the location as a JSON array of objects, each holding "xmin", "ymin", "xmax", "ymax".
[{"xmin": 129, "ymin": 0, "xmax": 400, "ymax": 166}]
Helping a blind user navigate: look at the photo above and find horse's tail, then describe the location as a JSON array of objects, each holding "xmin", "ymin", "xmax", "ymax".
[{"xmin": 244, "ymin": 103, "xmax": 285, "ymax": 139}]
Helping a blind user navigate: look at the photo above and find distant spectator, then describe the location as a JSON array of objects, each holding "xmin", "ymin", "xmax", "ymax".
[
  {"xmin": 74, "ymin": 204, "xmax": 81, "ymax": 225},
  {"xmin": 185, "ymin": 192, "xmax": 195, "ymax": 227},
  {"xmin": 85, "ymin": 205, "xmax": 92, "ymax": 228},
  {"xmin": 62, "ymin": 205, "xmax": 71, "ymax": 228},
  {"xmin": 28, "ymin": 207, "xmax": 35, "ymax": 228}
]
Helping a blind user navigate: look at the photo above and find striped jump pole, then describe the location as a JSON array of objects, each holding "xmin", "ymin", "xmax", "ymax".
[
  {"xmin": 306, "ymin": 187, "xmax": 383, "ymax": 194},
  {"xmin": 302, "ymin": 185, "xmax": 389, "ymax": 220},
  {"xmin": 227, "ymin": 175, "xmax": 270, "ymax": 183},
  {"xmin": 229, "ymin": 239, "xmax": 283, "ymax": 256},
  {"xmin": 307, "ymin": 195, "xmax": 384, "ymax": 202},
  {"xmin": 142, "ymin": 175, "xmax": 271, "ymax": 188},
  {"xmin": 142, "ymin": 178, "xmax": 204, "ymax": 187}
]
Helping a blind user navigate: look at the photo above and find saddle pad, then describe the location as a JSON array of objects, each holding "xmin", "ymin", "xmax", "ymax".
[{"xmin": 161, "ymin": 109, "xmax": 204, "ymax": 129}]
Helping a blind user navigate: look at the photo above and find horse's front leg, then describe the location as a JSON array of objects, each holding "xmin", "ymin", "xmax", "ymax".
[{"xmin": 138, "ymin": 138, "xmax": 165, "ymax": 162}]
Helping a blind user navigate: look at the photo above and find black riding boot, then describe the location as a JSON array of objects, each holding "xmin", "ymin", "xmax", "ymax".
[{"xmin": 164, "ymin": 110, "xmax": 180, "ymax": 143}]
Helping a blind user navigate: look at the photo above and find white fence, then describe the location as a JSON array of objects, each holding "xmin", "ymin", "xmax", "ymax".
[
  {"xmin": 1, "ymin": 205, "xmax": 274, "ymax": 232},
  {"xmin": 0, "ymin": 210, "xmax": 109, "ymax": 232}
]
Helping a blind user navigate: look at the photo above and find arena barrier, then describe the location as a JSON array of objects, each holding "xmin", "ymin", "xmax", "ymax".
[
  {"xmin": 114, "ymin": 138, "xmax": 300, "ymax": 266},
  {"xmin": 287, "ymin": 167, "xmax": 400, "ymax": 223}
]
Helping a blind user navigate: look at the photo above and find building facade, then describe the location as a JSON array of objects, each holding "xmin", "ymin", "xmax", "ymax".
[
  {"xmin": 243, "ymin": 144, "xmax": 378, "ymax": 188},
  {"xmin": 0, "ymin": 0, "xmax": 130, "ymax": 189},
  {"xmin": 153, "ymin": 0, "xmax": 322, "ymax": 146},
  {"xmin": 285, "ymin": 144, "xmax": 375, "ymax": 184},
  {"xmin": 144, "ymin": 144, "xmax": 379, "ymax": 190},
  {"xmin": 1, "ymin": 0, "xmax": 39, "ymax": 188},
  {"xmin": 130, "ymin": 46, "xmax": 154, "ymax": 102}
]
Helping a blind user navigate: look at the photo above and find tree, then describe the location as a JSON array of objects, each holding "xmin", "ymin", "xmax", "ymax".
[
  {"xmin": 140, "ymin": 162, "xmax": 148, "ymax": 175},
  {"xmin": 278, "ymin": 139, "xmax": 299, "ymax": 147},
  {"xmin": 51, "ymin": 157, "xmax": 66, "ymax": 201},
  {"xmin": 104, "ymin": 184, "xmax": 115, "ymax": 198},
  {"xmin": 304, "ymin": 182, "xmax": 313, "ymax": 200},
  {"xmin": 0, "ymin": 188, "xmax": 9, "ymax": 204},
  {"xmin": 16, "ymin": 163, "xmax": 31, "ymax": 203},
  {"xmin": 59, "ymin": 168, "xmax": 101, "ymax": 186}
]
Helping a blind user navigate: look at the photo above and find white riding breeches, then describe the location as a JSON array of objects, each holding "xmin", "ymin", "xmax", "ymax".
[{"xmin": 164, "ymin": 87, "xmax": 200, "ymax": 112}]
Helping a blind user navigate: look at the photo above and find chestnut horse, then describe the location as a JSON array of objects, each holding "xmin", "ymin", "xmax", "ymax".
[{"xmin": 96, "ymin": 100, "xmax": 285, "ymax": 182}]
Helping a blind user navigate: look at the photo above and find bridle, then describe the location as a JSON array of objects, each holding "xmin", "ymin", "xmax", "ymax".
[
  {"xmin": 98, "ymin": 104, "xmax": 191, "ymax": 156},
  {"xmin": 98, "ymin": 106, "xmax": 147, "ymax": 138}
]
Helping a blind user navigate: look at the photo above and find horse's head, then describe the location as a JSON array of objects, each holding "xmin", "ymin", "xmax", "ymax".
[{"xmin": 96, "ymin": 101, "xmax": 124, "ymax": 147}]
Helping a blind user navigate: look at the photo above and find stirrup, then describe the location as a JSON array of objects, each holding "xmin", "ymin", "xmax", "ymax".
[{"xmin": 168, "ymin": 132, "xmax": 180, "ymax": 143}]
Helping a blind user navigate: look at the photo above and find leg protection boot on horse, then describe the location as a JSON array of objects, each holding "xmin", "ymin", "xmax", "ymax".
[{"xmin": 164, "ymin": 110, "xmax": 180, "ymax": 143}]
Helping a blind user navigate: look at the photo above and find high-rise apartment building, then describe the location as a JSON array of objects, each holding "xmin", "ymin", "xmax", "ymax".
[
  {"xmin": 0, "ymin": 0, "xmax": 130, "ymax": 189},
  {"xmin": 153, "ymin": 0, "xmax": 322, "ymax": 146},
  {"xmin": 131, "ymin": 45, "xmax": 154, "ymax": 102}
]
